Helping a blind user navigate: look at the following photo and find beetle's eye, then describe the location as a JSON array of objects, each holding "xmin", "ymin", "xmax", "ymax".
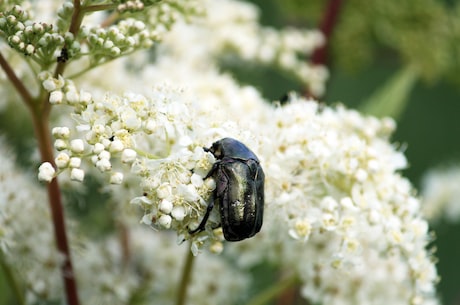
[{"xmin": 213, "ymin": 146, "xmax": 223, "ymax": 158}]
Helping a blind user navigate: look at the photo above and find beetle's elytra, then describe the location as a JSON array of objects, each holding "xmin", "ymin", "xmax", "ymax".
[{"xmin": 189, "ymin": 137, "xmax": 265, "ymax": 241}]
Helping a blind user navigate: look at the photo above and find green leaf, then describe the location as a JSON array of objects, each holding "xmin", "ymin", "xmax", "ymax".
[{"xmin": 359, "ymin": 66, "xmax": 418, "ymax": 120}]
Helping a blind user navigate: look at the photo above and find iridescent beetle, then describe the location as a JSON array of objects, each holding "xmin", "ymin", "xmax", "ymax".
[{"xmin": 189, "ymin": 138, "xmax": 264, "ymax": 241}]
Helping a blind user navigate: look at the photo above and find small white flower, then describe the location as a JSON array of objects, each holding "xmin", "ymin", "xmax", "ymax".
[
  {"xmin": 158, "ymin": 214, "xmax": 172, "ymax": 228},
  {"xmin": 70, "ymin": 168, "xmax": 85, "ymax": 182},
  {"xmin": 289, "ymin": 219, "xmax": 312, "ymax": 241},
  {"xmin": 121, "ymin": 149, "xmax": 137, "ymax": 163},
  {"xmin": 109, "ymin": 172, "xmax": 124, "ymax": 184},
  {"xmin": 109, "ymin": 139, "xmax": 124, "ymax": 153},
  {"xmin": 93, "ymin": 143, "xmax": 105, "ymax": 154},
  {"xmin": 69, "ymin": 157, "xmax": 81, "ymax": 168},
  {"xmin": 66, "ymin": 90, "xmax": 80, "ymax": 104},
  {"xmin": 55, "ymin": 152, "xmax": 70, "ymax": 168},
  {"xmin": 321, "ymin": 213, "xmax": 338, "ymax": 231},
  {"xmin": 54, "ymin": 139, "xmax": 67, "ymax": 151},
  {"xmin": 25, "ymin": 44, "xmax": 34, "ymax": 54},
  {"xmin": 70, "ymin": 139, "xmax": 85, "ymax": 153},
  {"xmin": 144, "ymin": 119, "xmax": 156, "ymax": 134},
  {"xmin": 103, "ymin": 40, "xmax": 114, "ymax": 49},
  {"xmin": 141, "ymin": 214, "xmax": 153, "ymax": 225},
  {"xmin": 209, "ymin": 241, "xmax": 224, "ymax": 254},
  {"xmin": 96, "ymin": 158, "xmax": 111, "ymax": 172},
  {"xmin": 159, "ymin": 199, "xmax": 173, "ymax": 214},
  {"xmin": 171, "ymin": 206, "xmax": 186, "ymax": 221},
  {"xmin": 38, "ymin": 162, "xmax": 55, "ymax": 182},
  {"xmin": 10, "ymin": 35, "xmax": 20, "ymax": 45},
  {"xmin": 99, "ymin": 150, "xmax": 111, "ymax": 160},
  {"xmin": 42, "ymin": 79, "xmax": 57, "ymax": 92},
  {"xmin": 130, "ymin": 196, "xmax": 152, "ymax": 206},
  {"xmin": 157, "ymin": 183, "xmax": 172, "ymax": 199},
  {"xmin": 79, "ymin": 90, "xmax": 92, "ymax": 104},
  {"xmin": 49, "ymin": 91, "xmax": 63, "ymax": 104},
  {"xmin": 52, "ymin": 127, "xmax": 70, "ymax": 139},
  {"xmin": 190, "ymin": 173, "xmax": 204, "ymax": 187}
]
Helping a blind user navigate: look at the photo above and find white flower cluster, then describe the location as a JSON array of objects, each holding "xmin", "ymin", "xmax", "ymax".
[
  {"xmin": 1, "ymin": 0, "xmax": 438, "ymax": 303},
  {"xmin": 80, "ymin": 18, "xmax": 157, "ymax": 61},
  {"xmin": 205, "ymin": 0, "xmax": 327, "ymax": 96},
  {"xmin": 40, "ymin": 70, "xmax": 439, "ymax": 302},
  {"xmin": 39, "ymin": 77, "xmax": 237, "ymax": 252},
  {"xmin": 0, "ymin": 137, "xmax": 249, "ymax": 304},
  {"xmin": 0, "ymin": 5, "xmax": 68, "ymax": 60},
  {"xmin": 225, "ymin": 97, "xmax": 438, "ymax": 305},
  {"xmin": 421, "ymin": 165, "xmax": 460, "ymax": 223},
  {"xmin": 75, "ymin": 227, "xmax": 249, "ymax": 305},
  {"xmin": 161, "ymin": 0, "xmax": 327, "ymax": 96},
  {"xmin": 0, "ymin": 143, "xmax": 64, "ymax": 303}
]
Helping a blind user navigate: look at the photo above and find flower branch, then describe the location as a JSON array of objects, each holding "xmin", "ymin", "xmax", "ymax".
[{"xmin": 0, "ymin": 52, "xmax": 34, "ymax": 109}]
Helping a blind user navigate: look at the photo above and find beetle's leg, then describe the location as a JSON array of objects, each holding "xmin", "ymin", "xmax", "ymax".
[
  {"xmin": 188, "ymin": 199, "xmax": 215, "ymax": 234},
  {"xmin": 203, "ymin": 161, "xmax": 219, "ymax": 180},
  {"xmin": 188, "ymin": 160, "xmax": 219, "ymax": 234}
]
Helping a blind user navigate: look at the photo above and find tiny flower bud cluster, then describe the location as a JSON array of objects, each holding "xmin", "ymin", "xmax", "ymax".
[
  {"xmin": 82, "ymin": 18, "xmax": 156, "ymax": 62},
  {"xmin": 39, "ymin": 72, "xmax": 91, "ymax": 106},
  {"xmin": 117, "ymin": 0, "xmax": 145, "ymax": 13},
  {"xmin": 0, "ymin": 5, "xmax": 66, "ymax": 63},
  {"xmin": 143, "ymin": 0, "xmax": 204, "ymax": 32}
]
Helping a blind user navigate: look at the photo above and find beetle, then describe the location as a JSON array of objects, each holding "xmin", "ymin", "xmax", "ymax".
[{"xmin": 189, "ymin": 137, "xmax": 265, "ymax": 241}]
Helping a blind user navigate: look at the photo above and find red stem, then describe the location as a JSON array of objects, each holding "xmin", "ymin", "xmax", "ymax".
[
  {"xmin": 311, "ymin": 0, "xmax": 345, "ymax": 66},
  {"xmin": 33, "ymin": 112, "xmax": 80, "ymax": 305},
  {"xmin": 1, "ymin": 48, "xmax": 81, "ymax": 305},
  {"xmin": 0, "ymin": 3, "xmax": 85, "ymax": 302},
  {"xmin": 0, "ymin": 52, "xmax": 34, "ymax": 108}
]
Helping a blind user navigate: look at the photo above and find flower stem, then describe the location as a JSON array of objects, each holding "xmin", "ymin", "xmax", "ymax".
[
  {"xmin": 32, "ymin": 110, "xmax": 81, "ymax": 305},
  {"xmin": 306, "ymin": 0, "xmax": 345, "ymax": 98},
  {"xmin": 311, "ymin": 0, "xmax": 345, "ymax": 67},
  {"xmin": 246, "ymin": 274, "xmax": 299, "ymax": 305},
  {"xmin": 0, "ymin": 52, "xmax": 34, "ymax": 109},
  {"xmin": 0, "ymin": 49, "xmax": 81, "ymax": 305},
  {"xmin": 176, "ymin": 246, "xmax": 196, "ymax": 305},
  {"xmin": 0, "ymin": 252, "xmax": 26, "ymax": 305}
]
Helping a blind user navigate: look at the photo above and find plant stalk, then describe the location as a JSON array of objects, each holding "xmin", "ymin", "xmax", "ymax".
[
  {"xmin": 32, "ymin": 110, "xmax": 81, "ymax": 305},
  {"xmin": 0, "ymin": 252, "xmax": 26, "ymax": 305},
  {"xmin": 176, "ymin": 246, "xmax": 196, "ymax": 305},
  {"xmin": 246, "ymin": 274, "xmax": 299, "ymax": 305}
]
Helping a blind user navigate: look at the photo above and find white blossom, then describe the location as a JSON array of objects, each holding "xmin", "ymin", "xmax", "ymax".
[
  {"xmin": 109, "ymin": 172, "xmax": 124, "ymax": 184},
  {"xmin": 421, "ymin": 165, "xmax": 460, "ymax": 223},
  {"xmin": 13, "ymin": 0, "xmax": 439, "ymax": 304},
  {"xmin": 70, "ymin": 139, "xmax": 85, "ymax": 153},
  {"xmin": 38, "ymin": 162, "xmax": 55, "ymax": 182},
  {"xmin": 55, "ymin": 152, "xmax": 70, "ymax": 168},
  {"xmin": 70, "ymin": 168, "xmax": 85, "ymax": 182}
]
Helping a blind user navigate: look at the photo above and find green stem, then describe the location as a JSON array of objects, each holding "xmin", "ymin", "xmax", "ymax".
[
  {"xmin": 135, "ymin": 148, "xmax": 161, "ymax": 160},
  {"xmin": 82, "ymin": 3, "xmax": 118, "ymax": 13},
  {"xmin": 67, "ymin": 49, "xmax": 139, "ymax": 79},
  {"xmin": 0, "ymin": 252, "xmax": 26, "ymax": 305},
  {"xmin": 176, "ymin": 246, "xmax": 196, "ymax": 305},
  {"xmin": 246, "ymin": 274, "xmax": 299, "ymax": 305}
]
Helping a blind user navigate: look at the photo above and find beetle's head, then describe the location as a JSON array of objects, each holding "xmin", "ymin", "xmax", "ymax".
[
  {"xmin": 204, "ymin": 140, "xmax": 224, "ymax": 159},
  {"xmin": 205, "ymin": 137, "xmax": 259, "ymax": 161}
]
